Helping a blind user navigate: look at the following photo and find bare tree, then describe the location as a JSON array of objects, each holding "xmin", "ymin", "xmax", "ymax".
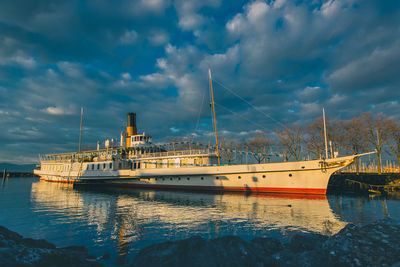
[
  {"xmin": 304, "ymin": 118, "xmax": 325, "ymax": 159},
  {"xmin": 219, "ymin": 137, "xmax": 237, "ymax": 164},
  {"xmin": 276, "ymin": 125, "xmax": 302, "ymax": 161},
  {"xmin": 384, "ymin": 119, "xmax": 400, "ymax": 170},
  {"xmin": 342, "ymin": 117, "xmax": 369, "ymax": 174},
  {"xmin": 328, "ymin": 119, "xmax": 346, "ymax": 157},
  {"xmin": 168, "ymin": 137, "xmax": 192, "ymax": 151},
  {"xmin": 246, "ymin": 132, "xmax": 271, "ymax": 163},
  {"xmin": 235, "ymin": 141, "xmax": 245, "ymax": 164},
  {"xmin": 364, "ymin": 112, "xmax": 393, "ymax": 174}
]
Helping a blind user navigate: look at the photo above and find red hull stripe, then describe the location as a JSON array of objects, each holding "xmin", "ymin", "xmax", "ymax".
[
  {"xmin": 40, "ymin": 178, "xmax": 75, "ymax": 184},
  {"xmin": 103, "ymin": 183, "xmax": 326, "ymax": 195},
  {"xmin": 40, "ymin": 179, "xmax": 326, "ymax": 194}
]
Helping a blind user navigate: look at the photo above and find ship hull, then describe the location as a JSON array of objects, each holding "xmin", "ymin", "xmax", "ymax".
[{"xmin": 34, "ymin": 155, "xmax": 357, "ymax": 195}]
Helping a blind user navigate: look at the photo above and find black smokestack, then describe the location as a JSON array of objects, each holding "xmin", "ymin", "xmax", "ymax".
[{"xmin": 127, "ymin": 112, "xmax": 137, "ymax": 135}]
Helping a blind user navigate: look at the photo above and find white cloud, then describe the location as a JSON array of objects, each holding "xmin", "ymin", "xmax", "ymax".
[
  {"xmin": 178, "ymin": 13, "xmax": 205, "ymax": 30},
  {"xmin": 57, "ymin": 62, "xmax": 83, "ymax": 78},
  {"xmin": 42, "ymin": 106, "xmax": 75, "ymax": 115},
  {"xmin": 246, "ymin": 1, "xmax": 269, "ymax": 23},
  {"xmin": 226, "ymin": 14, "xmax": 246, "ymax": 34},
  {"xmin": 157, "ymin": 58, "xmax": 167, "ymax": 69},
  {"xmin": 174, "ymin": 0, "xmax": 221, "ymax": 31},
  {"xmin": 170, "ymin": 127, "xmax": 180, "ymax": 133},
  {"xmin": 139, "ymin": 73, "xmax": 170, "ymax": 88},
  {"xmin": 121, "ymin": 73, "xmax": 132, "ymax": 80},
  {"xmin": 320, "ymin": 0, "xmax": 341, "ymax": 17},
  {"xmin": 120, "ymin": 30, "xmax": 138, "ymax": 45},
  {"xmin": 12, "ymin": 54, "xmax": 37, "ymax": 68},
  {"xmin": 148, "ymin": 30, "xmax": 169, "ymax": 46},
  {"xmin": 273, "ymin": 0, "xmax": 286, "ymax": 9},
  {"xmin": 298, "ymin": 86, "xmax": 322, "ymax": 101},
  {"xmin": 327, "ymin": 94, "xmax": 347, "ymax": 105}
]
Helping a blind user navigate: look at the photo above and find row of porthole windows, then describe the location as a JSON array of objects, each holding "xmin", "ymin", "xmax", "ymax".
[
  {"xmin": 149, "ymin": 175, "xmax": 276, "ymax": 181},
  {"xmin": 238, "ymin": 175, "xmax": 267, "ymax": 179},
  {"xmin": 146, "ymin": 174, "xmax": 292, "ymax": 181}
]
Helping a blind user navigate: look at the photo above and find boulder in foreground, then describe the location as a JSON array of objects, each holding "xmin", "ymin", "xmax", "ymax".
[{"xmin": 132, "ymin": 218, "xmax": 400, "ymax": 267}]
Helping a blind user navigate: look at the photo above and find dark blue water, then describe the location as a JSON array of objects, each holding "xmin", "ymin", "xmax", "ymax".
[{"xmin": 1, "ymin": 178, "xmax": 399, "ymax": 265}]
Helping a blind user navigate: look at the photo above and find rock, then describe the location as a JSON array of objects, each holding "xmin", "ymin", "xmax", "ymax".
[
  {"xmin": 322, "ymin": 218, "xmax": 400, "ymax": 267},
  {"xmin": 250, "ymin": 237, "xmax": 283, "ymax": 255},
  {"xmin": 0, "ymin": 225, "xmax": 23, "ymax": 242},
  {"xmin": 21, "ymin": 238, "xmax": 56, "ymax": 249},
  {"xmin": 288, "ymin": 233, "xmax": 328, "ymax": 252},
  {"xmin": 0, "ymin": 225, "xmax": 103, "ymax": 267},
  {"xmin": 132, "ymin": 218, "xmax": 400, "ymax": 267},
  {"xmin": 132, "ymin": 235, "xmax": 279, "ymax": 267}
]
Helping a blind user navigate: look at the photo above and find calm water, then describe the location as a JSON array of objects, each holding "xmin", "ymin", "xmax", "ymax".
[{"xmin": 1, "ymin": 178, "xmax": 399, "ymax": 265}]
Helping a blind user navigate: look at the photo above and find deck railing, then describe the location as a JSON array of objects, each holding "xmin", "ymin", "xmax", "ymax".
[{"xmin": 40, "ymin": 147, "xmax": 218, "ymax": 163}]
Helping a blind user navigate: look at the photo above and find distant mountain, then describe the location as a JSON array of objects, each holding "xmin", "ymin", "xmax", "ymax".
[{"xmin": 0, "ymin": 163, "xmax": 37, "ymax": 172}]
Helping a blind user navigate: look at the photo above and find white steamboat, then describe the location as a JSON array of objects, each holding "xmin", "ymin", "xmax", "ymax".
[
  {"xmin": 34, "ymin": 70, "xmax": 370, "ymax": 195},
  {"xmin": 34, "ymin": 111, "xmax": 368, "ymax": 195}
]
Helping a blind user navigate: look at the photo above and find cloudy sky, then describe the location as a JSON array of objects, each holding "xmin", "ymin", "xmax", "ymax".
[{"xmin": 0, "ymin": 0, "xmax": 399, "ymax": 163}]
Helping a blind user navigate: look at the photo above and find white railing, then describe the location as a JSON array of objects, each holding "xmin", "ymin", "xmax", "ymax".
[{"xmin": 130, "ymin": 149, "xmax": 217, "ymax": 159}]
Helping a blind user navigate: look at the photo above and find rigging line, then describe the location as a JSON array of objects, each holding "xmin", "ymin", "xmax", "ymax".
[
  {"xmin": 190, "ymin": 85, "xmax": 206, "ymax": 144},
  {"xmin": 212, "ymin": 78, "xmax": 290, "ymax": 131},
  {"xmin": 214, "ymin": 102, "xmax": 271, "ymax": 133}
]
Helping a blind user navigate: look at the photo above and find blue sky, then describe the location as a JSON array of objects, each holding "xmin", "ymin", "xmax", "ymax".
[{"xmin": 0, "ymin": 0, "xmax": 399, "ymax": 163}]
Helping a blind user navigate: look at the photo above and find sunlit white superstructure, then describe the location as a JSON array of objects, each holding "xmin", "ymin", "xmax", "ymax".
[{"xmin": 34, "ymin": 112, "xmax": 369, "ymax": 195}]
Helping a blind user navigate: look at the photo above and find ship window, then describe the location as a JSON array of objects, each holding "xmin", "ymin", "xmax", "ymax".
[
  {"xmin": 201, "ymin": 177, "xmax": 204, "ymax": 180},
  {"xmin": 238, "ymin": 176, "xmax": 241, "ymax": 179},
  {"xmin": 138, "ymin": 163, "xmax": 141, "ymax": 169},
  {"xmin": 170, "ymin": 178, "xmax": 173, "ymax": 180},
  {"xmin": 133, "ymin": 162, "xmax": 136, "ymax": 169},
  {"xmin": 162, "ymin": 178, "xmax": 165, "ymax": 181},
  {"xmin": 118, "ymin": 163, "xmax": 122, "ymax": 169},
  {"xmin": 178, "ymin": 177, "xmax": 181, "ymax": 180},
  {"xmin": 301, "ymin": 166, "xmax": 305, "ymax": 169},
  {"xmin": 216, "ymin": 176, "xmax": 219, "ymax": 180},
  {"xmin": 187, "ymin": 177, "xmax": 190, "ymax": 180},
  {"xmin": 97, "ymin": 164, "xmax": 100, "ymax": 170},
  {"xmin": 92, "ymin": 165, "xmax": 94, "ymax": 170},
  {"xmin": 262, "ymin": 175, "xmax": 266, "ymax": 178},
  {"xmin": 103, "ymin": 163, "xmax": 106, "ymax": 169},
  {"xmin": 289, "ymin": 173, "xmax": 292, "ymax": 177},
  {"xmin": 110, "ymin": 163, "xmax": 113, "ymax": 169}
]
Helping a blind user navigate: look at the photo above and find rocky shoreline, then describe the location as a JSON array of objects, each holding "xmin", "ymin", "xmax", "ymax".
[
  {"xmin": 1, "ymin": 218, "xmax": 399, "ymax": 266},
  {"xmin": 0, "ymin": 226, "xmax": 106, "ymax": 266},
  {"xmin": 132, "ymin": 218, "xmax": 400, "ymax": 267}
]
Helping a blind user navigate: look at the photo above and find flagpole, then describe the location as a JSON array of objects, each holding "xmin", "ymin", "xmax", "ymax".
[
  {"xmin": 323, "ymin": 106, "xmax": 328, "ymax": 159},
  {"xmin": 79, "ymin": 107, "xmax": 83, "ymax": 153}
]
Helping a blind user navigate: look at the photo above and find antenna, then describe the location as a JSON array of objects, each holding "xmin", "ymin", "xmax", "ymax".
[
  {"xmin": 209, "ymin": 68, "xmax": 220, "ymax": 165},
  {"xmin": 323, "ymin": 106, "xmax": 328, "ymax": 159}
]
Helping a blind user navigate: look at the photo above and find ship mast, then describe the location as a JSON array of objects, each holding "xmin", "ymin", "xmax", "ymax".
[
  {"xmin": 208, "ymin": 68, "xmax": 220, "ymax": 165},
  {"xmin": 78, "ymin": 107, "xmax": 83, "ymax": 153}
]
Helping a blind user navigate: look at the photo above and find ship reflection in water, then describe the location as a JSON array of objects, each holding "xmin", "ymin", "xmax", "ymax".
[{"xmin": 29, "ymin": 180, "xmax": 397, "ymax": 261}]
